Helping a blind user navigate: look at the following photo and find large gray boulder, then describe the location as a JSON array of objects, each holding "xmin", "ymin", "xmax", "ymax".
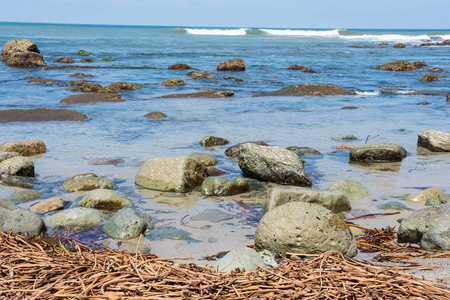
[
  {"xmin": 0, "ymin": 206, "xmax": 46, "ymax": 236},
  {"xmin": 78, "ymin": 189, "xmax": 132, "ymax": 210},
  {"xmin": 135, "ymin": 156, "xmax": 208, "ymax": 192},
  {"xmin": 201, "ymin": 177, "xmax": 250, "ymax": 196},
  {"xmin": 255, "ymin": 202, "xmax": 357, "ymax": 257},
  {"xmin": 1, "ymin": 39, "xmax": 46, "ymax": 67},
  {"xmin": 62, "ymin": 176, "xmax": 116, "ymax": 192},
  {"xmin": 103, "ymin": 208, "xmax": 152, "ymax": 240},
  {"xmin": 264, "ymin": 186, "xmax": 351, "ymax": 214},
  {"xmin": 327, "ymin": 179, "xmax": 371, "ymax": 201},
  {"xmin": 417, "ymin": 130, "xmax": 450, "ymax": 152},
  {"xmin": 238, "ymin": 144, "xmax": 312, "ymax": 187},
  {"xmin": 0, "ymin": 156, "xmax": 34, "ymax": 179},
  {"xmin": 46, "ymin": 207, "xmax": 107, "ymax": 227},
  {"xmin": 349, "ymin": 143, "xmax": 407, "ymax": 162},
  {"xmin": 213, "ymin": 247, "xmax": 267, "ymax": 273},
  {"xmin": 398, "ymin": 206, "xmax": 450, "ymax": 250}
]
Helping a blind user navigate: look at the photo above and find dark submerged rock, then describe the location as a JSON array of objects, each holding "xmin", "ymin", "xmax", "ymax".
[
  {"xmin": 79, "ymin": 58, "xmax": 93, "ymax": 62},
  {"xmin": 392, "ymin": 43, "xmax": 406, "ymax": 48},
  {"xmin": 187, "ymin": 71, "xmax": 216, "ymax": 79},
  {"xmin": 27, "ymin": 77, "xmax": 62, "ymax": 86},
  {"xmin": 429, "ymin": 67, "xmax": 445, "ymax": 73},
  {"xmin": 349, "ymin": 143, "xmax": 407, "ymax": 162},
  {"xmin": 419, "ymin": 40, "xmax": 450, "ymax": 47},
  {"xmin": 0, "ymin": 108, "xmax": 87, "ymax": 122},
  {"xmin": 71, "ymin": 73, "xmax": 94, "ymax": 77},
  {"xmin": 53, "ymin": 57, "xmax": 75, "ymax": 63},
  {"xmin": 376, "ymin": 61, "xmax": 415, "ymax": 71},
  {"xmin": 159, "ymin": 79, "xmax": 187, "ymax": 86},
  {"xmin": 168, "ymin": 63, "xmax": 194, "ymax": 70},
  {"xmin": 1, "ymin": 39, "xmax": 46, "ymax": 67},
  {"xmin": 159, "ymin": 90, "xmax": 234, "ymax": 98},
  {"xmin": 286, "ymin": 146, "xmax": 321, "ymax": 156},
  {"xmin": 285, "ymin": 65, "xmax": 308, "ymax": 70},
  {"xmin": 60, "ymin": 93, "xmax": 123, "ymax": 104},
  {"xmin": 253, "ymin": 83, "xmax": 354, "ymax": 97},
  {"xmin": 144, "ymin": 112, "xmax": 167, "ymax": 119},
  {"xmin": 224, "ymin": 76, "xmax": 244, "ymax": 82},
  {"xmin": 419, "ymin": 74, "xmax": 438, "ymax": 82},
  {"xmin": 199, "ymin": 136, "xmax": 229, "ymax": 147},
  {"xmin": 413, "ymin": 61, "xmax": 428, "ymax": 69}
]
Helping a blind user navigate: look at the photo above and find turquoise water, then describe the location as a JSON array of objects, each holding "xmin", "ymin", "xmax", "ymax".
[{"xmin": 0, "ymin": 23, "xmax": 449, "ymax": 260}]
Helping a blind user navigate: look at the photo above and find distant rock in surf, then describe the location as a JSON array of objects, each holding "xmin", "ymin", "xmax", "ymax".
[
  {"xmin": 217, "ymin": 58, "xmax": 246, "ymax": 72},
  {"xmin": 376, "ymin": 60, "xmax": 415, "ymax": 71},
  {"xmin": 168, "ymin": 63, "xmax": 194, "ymax": 70},
  {"xmin": 253, "ymin": 83, "xmax": 354, "ymax": 97},
  {"xmin": 158, "ymin": 90, "xmax": 233, "ymax": 98}
]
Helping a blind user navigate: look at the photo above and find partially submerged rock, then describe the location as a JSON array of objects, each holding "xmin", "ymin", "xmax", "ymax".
[
  {"xmin": 413, "ymin": 61, "xmax": 428, "ymax": 69},
  {"xmin": 405, "ymin": 187, "xmax": 445, "ymax": 202},
  {"xmin": 159, "ymin": 79, "xmax": 187, "ymax": 86},
  {"xmin": 349, "ymin": 143, "xmax": 407, "ymax": 162},
  {"xmin": 7, "ymin": 190, "xmax": 42, "ymax": 202},
  {"xmin": 199, "ymin": 136, "xmax": 229, "ymax": 147},
  {"xmin": 285, "ymin": 65, "xmax": 308, "ymax": 70},
  {"xmin": 332, "ymin": 135, "xmax": 357, "ymax": 141},
  {"xmin": 187, "ymin": 71, "xmax": 216, "ymax": 79},
  {"xmin": 392, "ymin": 43, "xmax": 406, "ymax": 48},
  {"xmin": 419, "ymin": 40, "xmax": 450, "ymax": 47},
  {"xmin": 224, "ymin": 76, "xmax": 243, "ymax": 82},
  {"xmin": 0, "ymin": 151, "xmax": 21, "ymax": 163},
  {"xmin": 71, "ymin": 73, "xmax": 94, "ymax": 77},
  {"xmin": 53, "ymin": 57, "xmax": 75, "ymax": 63},
  {"xmin": 168, "ymin": 63, "xmax": 194, "ymax": 70},
  {"xmin": 1, "ymin": 175, "xmax": 35, "ymax": 189},
  {"xmin": 417, "ymin": 130, "xmax": 450, "ymax": 152},
  {"xmin": 254, "ymin": 84, "xmax": 354, "ymax": 97},
  {"xmin": 255, "ymin": 202, "xmax": 357, "ymax": 257},
  {"xmin": 0, "ymin": 206, "xmax": 46, "ymax": 236},
  {"xmin": 188, "ymin": 153, "xmax": 217, "ymax": 166},
  {"xmin": 28, "ymin": 77, "xmax": 63, "ymax": 86},
  {"xmin": 225, "ymin": 141, "xmax": 269, "ymax": 158},
  {"xmin": 375, "ymin": 61, "xmax": 415, "ymax": 71},
  {"xmin": 264, "ymin": 186, "xmax": 351, "ymax": 214},
  {"xmin": 46, "ymin": 207, "xmax": 107, "ymax": 228},
  {"xmin": 144, "ymin": 112, "xmax": 167, "ymax": 119},
  {"xmin": 201, "ymin": 177, "xmax": 249, "ymax": 196},
  {"xmin": 378, "ymin": 201, "xmax": 414, "ymax": 211},
  {"xmin": 78, "ymin": 189, "xmax": 132, "ymax": 210},
  {"xmin": 0, "ymin": 108, "xmax": 87, "ymax": 122},
  {"xmin": 1, "ymin": 39, "xmax": 46, "ymax": 67},
  {"xmin": 286, "ymin": 146, "xmax": 321, "ymax": 156},
  {"xmin": 0, "ymin": 156, "xmax": 34, "ymax": 179},
  {"xmin": 62, "ymin": 176, "xmax": 116, "ymax": 192},
  {"xmin": 135, "ymin": 156, "xmax": 208, "ymax": 193},
  {"xmin": 213, "ymin": 247, "xmax": 267, "ymax": 272},
  {"xmin": 420, "ymin": 74, "xmax": 438, "ymax": 82},
  {"xmin": 327, "ymin": 179, "xmax": 370, "ymax": 201},
  {"xmin": 30, "ymin": 197, "xmax": 65, "ymax": 213},
  {"xmin": 159, "ymin": 90, "xmax": 234, "ymax": 98},
  {"xmin": 429, "ymin": 67, "xmax": 445, "ymax": 73},
  {"xmin": 60, "ymin": 93, "xmax": 123, "ymax": 104},
  {"xmin": 75, "ymin": 50, "xmax": 90, "ymax": 56},
  {"xmin": 0, "ymin": 139, "xmax": 46, "ymax": 156},
  {"xmin": 217, "ymin": 58, "xmax": 246, "ymax": 72},
  {"xmin": 238, "ymin": 143, "xmax": 312, "ymax": 187},
  {"xmin": 104, "ymin": 208, "xmax": 152, "ymax": 240},
  {"xmin": 398, "ymin": 206, "xmax": 450, "ymax": 250}
]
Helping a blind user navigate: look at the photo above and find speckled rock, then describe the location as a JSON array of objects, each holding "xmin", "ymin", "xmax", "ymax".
[
  {"xmin": 238, "ymin": 143, "xmax": 312, "ymax": 187},
  {"xmin": 217, "ymin": 58, "xmax": 246, "ymax": 72},
  {"xmin": 199, "ymin": 136, "xmax": 229, "ymax": 147},
  {"xmin": 327, "ymin": 179, "xmax": 371, "ymax": 201},
  {"xmin": 187, "ymin": 71, "xmax": 216, "ymax": 79},
  {"xmin": 104, "ymin": 208, "xmax": 152, "ymax": 240},
  {"xmin": 417, "ymin": 130, "xmax": 450, "ymax": 152},
  {"xmin": 188, "ymin": 153, "xmax": 217, "ymax": 166},
  {"xmin": 6, "ymin": 190, "xmax": 42, "ymax": 202},
  {"xmin": 349, "ymin": 143, "xmax": 407, "ymax": 162},
  {"xmin": 213, "ymin": 247, "xmax": 267, "ymax": 272},
  {"xmin": 0, "ymin": 139, "xmax": 46, "ymax": 156},
  {"xmin": 286, "ymin": 146, "xmax": 321, "ymax": 156},
  {"xmin": 0, "ymin": 156, "xmax": 34, "ymax": 179},
  {"xmin": 332, "ymin": 135, "xmax": 357, "ymax": 141},
  {"xmin": 159, "ymin": 79, "xmax": 186, "ymax": 86},
  {"xmin": 225, "ymin": 141, "xmax": 269, "ymax": 158},
  {"xmin": 0, "ymin": 206, "xmax": 46, "ymax": 235},
  {"xmin": 46, "ymin": 207, "xmax": 107, "ymax": 227},
  {"xmin": 255, "ymin": 202, "xmax": 357, "ymax": 257},
  {"xmin": 0, "ymin": 151, "xmax": 21, "ymax": 163},
  {"xmin": 0, "ymin": 198, "xmax": 17, "ymax": 210},
  {"xmin": 53, "ymin": 57, "xmax": 75, "ymax": 63},
  {"xmin": 144, "ymin": 112, "xmax": 167, "ymax": 119},
  {"xmin": 62, "ymin": 176, "xmax": 116, "ymax": 192},
  {"xmin": 405, "ymin": 187, "xmax": 445, "ymax": 202},
  {"xmin": 168, "ymin": 63, "xmax": 194, "ymax": 70},
  {"xmin": 30, "ymin": 197, "xmax": 65, "ymax": 212},
  {"xmin": 135, "ymin": 156, "xmax": 208, "ymax": 193},
  {"xmin": 398, "ymin": 206, "xmax": 450, "ymax": 250},
  {"xmin": 201, "ymin": 178, "xmax": 249, "ymax": 196},
  {"xmin": 425, "ymin": 197, "xmax": 442, "ymax": 206},
  {"xmin": 264, "ymin": 186, "xmax": 351, "ymax": 214},
  {"xmin": 376, "ymin": 60, "xmax": 415, "ymax": 71},
  {"xmin": 78, "ymin": 189, "xmax": 132, "ymax": 210},
  {"xmin": 1, "ymin": 39, "xmax": 46, "ymax": 67},
  {"xmin": 420, "ymin": 74, "xmax": 438, "ymax": 82}
]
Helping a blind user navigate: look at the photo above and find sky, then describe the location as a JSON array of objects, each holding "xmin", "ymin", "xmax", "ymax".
[{"xmin": 1, "ymin": 0, "xmax": 449, "ymax": 29}]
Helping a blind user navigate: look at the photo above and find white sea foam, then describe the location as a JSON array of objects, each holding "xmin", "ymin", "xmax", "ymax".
[
  {"xmin": 185, "ymin": 28, "xmax": 248, "ymax": 35},
  {"xmin": 340, "ymin": 34, "xmax": 431, "ymax": 42},
  {"xmin": 393, "ymin": 90, "xmax": 416, "ymax": 95},
  {"xmin": 260, "ymin": 29, "xmax": 340, "ymax": 37},
  {"xmin": 437, "ymin": 34, "xmax": 450, "ymax": 40},
  {"xmin": 355, "ymin": 90, "xmax": 381, "ymax": 96}
]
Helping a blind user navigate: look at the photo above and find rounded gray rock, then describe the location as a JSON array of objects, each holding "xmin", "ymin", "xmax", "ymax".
[
  {"xmin": 201, "ymin": 177, "xmax": 249, "ymax": 196},
  {"xmin": 350, "ymin": 143, "xmax": 407, "ymax": 162},
  {"xmin": 213, "ymin": 247, "xmax": 267, "ymax": 273},
  {"xmin": 0, "ymin": 206, "xmax": 46, "ymax": 236},
  {"xmin": 7, "ymin": 190, "xmax": 42, "ymax": 202},
  {"xmin": 62, "ymin": 176, "xmax": 116, "ymax": 192},
  {"xmin": 0, "ymin": 156, "xmax": 35, "ymax": 178},
  {"xmin": 327, "ymin": 179, "xmax": 371, "ymax": 201},
  {"xmin": 255, "ymin": 202, "xmax": 357, "ymax": 257},
  {"xmin": 417, "ymin": 130, "xmax": 450, "ymax": 152},
  {"xmin": 104, "ymin": 208, "xmax": 152, "ymax": 240},
  {"xmin": 46, "ymin": 207, "xmax": 107, "ymax": 227},
  {"xmin": 78, "ymin": 189, "xmax": 132, "ymax": 210}
]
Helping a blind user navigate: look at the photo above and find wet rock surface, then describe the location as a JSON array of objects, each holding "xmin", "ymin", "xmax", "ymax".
[
  {"xmin": 225, "ymin": 141, "xmax": 269, "ymax": 158},
  {"xmin": 159, "ymin": 90, "xmax": 234, "ymax": 98},
  {"xmin": 7, "ymin": 190, "xmax": 42, "ymax": 202},
  {"xmin": 349, "ymin": 143, "xmax": 407, "ymax": 162},
  {"xmin": 405, "ymin": 187, "xmax": 445, "ymax": 202},
  {"xmin": 254, "ymin": 84, "xmax": 354, "ymax": 97},
  {"xmin": 0, "ymin": 156, "xmax": 35, "ymax": 179},
  {"xmin": 0, "ymin": 206, "xmax": 46, "ymax": 236},
  {"xmin": 168, "ymin": 63, "xmax": 194, "ymax": 70},
  {"xmin": 187, "ymin": 71, "xmax": 216, "ymax": 79},
  {"xmin": 62, "ymin": 176, "xmax": 116, "ymax": 192},
  {"xmin": 264, "ymin": 186, "xmax": 351, "ymax": 214},
  {"xmin": 30, "ymin": 197, "xmax": 65, "ymax": 212},
  {"xmin": 0, "ymin": 108, "xmax": 88, "ymax": 122},
  {"xmin": 78, "ymin": 189, "xmax": 132, "ymax": 210},
  {"xmin": 188, "ymin": 153, "xmax": 217, "ymax": 166},
  {"xmin": 201, "ymin": 177, "xmax": 250, "ymax": 196},
  {"xmin": 417, "ymin": 130, "xmax": 450, "ymax": 152},
  {"xmin": 376, "ymin": 60, "xmax": 416, "ymax": 71},
  {"xmin": 238, "ymin": 143, "xmax": 312, "ymax": 187},
  {"xmin": 0, "ymin": 139, "xmax": 46, "ymax": 156},
  {"xmin": 255, "ymin": 202, "xmax": 357, "ymax": 257},
  {"xmin": 46, "ymin": 207, "xmax": 107, "ymax": 228},
  {"xmin": 327, "ymin": 179, "xmax": 371, "ymax": 201},
  {"xmin": 217, "ymin": 58, "xmax": 246, "ymax": 72},
  {"xmin": 159, "ymin": 79, "xmax": 187, "ymax": 86},
  {"xmin": 135, "ymin": 156, "xmax": 208, "ymax": 193},
  {"xmin": 61, "ymin": 93, "xmax": 123, "ymax": 104},
  {"xmin": 104, "ymin": 208, "xmax": 152, "ymax": 240},
  {"xmin": 53, "ymin": 57, "xmax": 75, "ymax": 63},
  {"xmin": 1, "ymin": 39, "xmax": 46, "ymax": 67},
  {"xmin": 28, "ymin": 77, "xmax": 63, "ymax": 86},
  {"xmin": 420, "ymin": 74, "xmax": 439, "ymax": 82},
  {"xmin": 286, "ymin": 146, "xmax": 321, "ymax": 156},
  {"xmin": 144, "ymin": 112, "xmax": 167, "ymax": 119},
  {"xmin": 199, "ymin": 136, "xmax": 229, "ymax": 147}
]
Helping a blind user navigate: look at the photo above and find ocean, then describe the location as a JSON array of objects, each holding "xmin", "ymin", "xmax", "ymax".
[{"xmin": 0, "ymin": 22, "xmax": 449, "ymax": 260}]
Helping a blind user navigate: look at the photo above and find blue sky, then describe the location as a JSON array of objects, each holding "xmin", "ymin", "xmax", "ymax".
[{"xmin": 1, "ymin": 0, "xmax": 449, "ymax": 29}]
